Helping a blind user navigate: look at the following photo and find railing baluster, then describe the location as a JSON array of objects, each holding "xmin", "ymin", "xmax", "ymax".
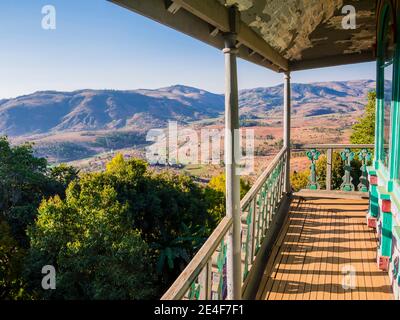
[
  {"xmin": 326, "ymin": 148, "xmax": 333, "ymax": 191},
  {"xmin": 254, "ymin": 190, "xmax": 262, "ymax": 254},
  {"xmin": 250, "ymin": 198, "xmax": 257, "ymax": 258},
  {"xmin": 340, "ymin": 148, "xmax": 355, "ymax": 192},
  {"xmin": 306, "ymin": 148, "xmax": 321, "ymax": 190},
  {"xmin": 188, "ymin": 279, "xmax": 200, "ymax": 300},
  {"xmin": 218, "ymin": 239, "xmax": 227, "ymax": 299},
  {"xmin": 265, "ymin": 178, "xmax": 273, "ymax": 232},
  {"xmin": 198, "ymin": 259, "xmax": 208, "ymax": 300},
  {"xmin": 280, "ymin": 155, "xmax": 285, "ymax": 196},
  {"xmin": 357, "ymin": 148, "xmax": 372, "ymax": 192},
  {"xmin": 261, "ymin": 183, "xmax": 269, "ymax": 237},
  {"xmin": 242, "ymin": 199, "xmax": 256, "ymax": 281}
]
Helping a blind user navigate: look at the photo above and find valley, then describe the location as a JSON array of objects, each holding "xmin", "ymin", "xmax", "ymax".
[{"xmin": 1, "ymin": 80, "xmax": 379, "ymax": 180}]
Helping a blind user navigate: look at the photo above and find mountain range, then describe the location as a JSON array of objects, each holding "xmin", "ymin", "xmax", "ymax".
[{"xmin": 0, "ymin": 80, "xmax": 377, "ymax": 137}]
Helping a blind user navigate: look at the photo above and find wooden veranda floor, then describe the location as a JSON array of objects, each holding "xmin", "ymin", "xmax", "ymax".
[{"xmin": 256, "ymin": 196, "xmax": 393, "ymax": 300}]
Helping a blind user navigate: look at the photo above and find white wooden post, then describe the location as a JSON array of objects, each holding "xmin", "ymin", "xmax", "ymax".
[
  {"xmin": 283, "ymin": 71, "xmax": 292, "ymax": 194},
  {"xmin": 223, "ymin": 6, "xmax": 241, "ymax": 299}
]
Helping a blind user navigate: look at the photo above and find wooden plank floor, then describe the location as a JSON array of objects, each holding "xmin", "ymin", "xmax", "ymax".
[{"xmin": 256, "ymin": 197, "xmax": 393, "ymax": 300}]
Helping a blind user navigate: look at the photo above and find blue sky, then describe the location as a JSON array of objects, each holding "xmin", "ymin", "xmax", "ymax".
[{"xmin": 0, "ymin": 0, "xmax": 376, "ymax": 99}]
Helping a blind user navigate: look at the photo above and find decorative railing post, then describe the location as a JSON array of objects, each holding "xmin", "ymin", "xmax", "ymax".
[
  {"xmin": 340, "ymin": 148, "xmax": 355, "ymax": 191},
  {"xmin": 306, "ymin": 149, "xmax": 321, "ymax": 190},
  {"xmin": 358, "ymin": 148, "xmax": 372, "ymax": 192}
]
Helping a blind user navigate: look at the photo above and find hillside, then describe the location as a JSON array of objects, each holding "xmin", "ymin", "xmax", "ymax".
[
  {"xmin": 239, "ymin": 79, "xmax": 377, "ymax": 117},
  {"xmin": 0, "ymin": 85, "xmax": 224, "ymax": 136},
  {"xmin": 0, "ymin": 80, "xmax": 379, "ymax": 137}
]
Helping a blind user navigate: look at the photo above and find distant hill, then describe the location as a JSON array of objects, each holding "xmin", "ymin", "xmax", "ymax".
[
  {"xmin": 0, "ymin": 80, "xmax": 379, "ymax": 137},
  {"xmin": 0, "ymin": 85, "xmax": 224, "ymax": 136},
  {"xmin": 239, "ymin": 79, "xmax": 378, "ymax": 117}
]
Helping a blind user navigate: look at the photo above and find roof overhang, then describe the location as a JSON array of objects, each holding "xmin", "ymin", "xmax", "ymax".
[{"xmin": 110, "ymin": 0, "xmax": 377, "ymax": 73}]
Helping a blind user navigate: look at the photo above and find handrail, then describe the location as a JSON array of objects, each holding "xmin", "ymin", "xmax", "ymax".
[
  {"xmin": 161, "ymin": 216, "xmax": 232, "ymax": 300},
  {"xmin": 299, "ymin": 144, "xmax": 375, "ymax": 149},
  {"xmin": 161, "ymin": 147, "xmax": 288, "ymax": 300}
]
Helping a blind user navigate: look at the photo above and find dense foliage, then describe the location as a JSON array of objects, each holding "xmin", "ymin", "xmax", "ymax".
[
  {"xmin": 316, "ymin": 153, "xmax": 345, "ymax": 190},
  {"xmin": 0, "ymin": 137, "xmax": 77, "ymax": 299},
  {"xmin": 350, "ymin": 91, "xmax": 376, "ymax": 144},
  {"xmin": 0, "ymin": 139, "xmax": 227, "ymax": 299},
  {"xmin": 290, "ymin": 170, "xmax": 309, "ymax": 192}
]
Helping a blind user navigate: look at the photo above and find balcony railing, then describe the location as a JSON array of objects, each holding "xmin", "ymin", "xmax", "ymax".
[
  {"xmin": 161, "ymin": 147, "xmax": 288, "ymax": 300},
  {"xmin": 161, "ymin": 144, "xmax": 375, "ymax": 300},
  {"xmin": 296, "ymin": 144, "xmax": 375, "ymax": 193}
]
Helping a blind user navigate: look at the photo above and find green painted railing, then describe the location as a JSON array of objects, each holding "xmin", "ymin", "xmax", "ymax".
[
  {"xmin": 300, "ymin": 144, "xmax": 374, "ymax": 192},
  {"xmin": 161, "ymin": 147, "xmax": 288, "ymax": 300}
]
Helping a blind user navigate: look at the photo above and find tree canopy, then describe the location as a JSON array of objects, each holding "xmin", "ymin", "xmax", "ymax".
[
  {"xmin": 350, "ymin": 91, "xmax": 376, "ymax": 144},
  {"xmin": 0, "ymin": 141, "xmax": 228, "ymax": 299}
]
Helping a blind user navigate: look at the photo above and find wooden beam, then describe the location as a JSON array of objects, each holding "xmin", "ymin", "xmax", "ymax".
[
  {"xmin": 249, "ymin": 50, "xmax": 256, "ymax": 57},
  {"xmin": 166, "ymin": 2, "xmax": 181, "ymax": 14},
  {"xmin": 210, "ymin": 27, "xmax": 219, "ymax": 37},
  {"xmin": 238, "ymin": 22, "xmax": 288, "ymax": 71},
  {"xmin": 109, "ymin": 0, "xmax": 282, "ymax": 72},
  {"xmin": 172, "ymin": 0, "xmax": 230, "ymax": 32},
  {"xmin": 174, "ymin": 0, "xmax": 288, "ymax": 71},
  {"xmin": 289, "ymin": 52, "xmax": 375, "ymax": 71}
]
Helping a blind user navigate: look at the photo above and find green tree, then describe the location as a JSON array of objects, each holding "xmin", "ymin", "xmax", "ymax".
[
  {"xmin": 316, "ymin": 153, "xmax": 345, "ymax": 190},
  {"xmin": 290, "ymin": 170, "xmax": 310, "ymax": 192},
  {"xmin": 0, "ymin": 137, "xmax": 52, "ymax": 247},
  {"xmin": 0, "ymin": 220, "xmax": 30, "ymax": 299},
  {"xmin": 207, "ymin": 173, "xmax": 251, "ymax": 199},
  {"xmin": 26, "ymin": 184, "xmax": 155, "ymax": 299},
  {"xmin": 351, "ymin": 91, "xmax": 376, "ymax": 144},
  {"xmin": 205, "ymin": 174, "xmax": 252, "ymax": 231},
  {"xmin": 49, "ymin": 164, "xmax": 80, "ymax": 197},
  {"xmin": 26, "ymin": 154, "xmax": 221, "ymax": 298},
  {"xmin": 0, "ymin": 137, "xmax": 71, "ymax": 299}
]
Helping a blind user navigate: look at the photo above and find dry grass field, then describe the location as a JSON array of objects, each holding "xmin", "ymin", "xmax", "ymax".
[{"xmin": 8, "ymin": 110, "xmax": 356, "ymax": 183}]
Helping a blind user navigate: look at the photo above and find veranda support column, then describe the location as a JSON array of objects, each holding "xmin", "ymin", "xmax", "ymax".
[
  {"xmin": 283, "ymin": 72, "xmax": 292, "ymax": 194},
  {"xmin": 223, "ymin": 31, "xmax": 241, "ymax": 300}
]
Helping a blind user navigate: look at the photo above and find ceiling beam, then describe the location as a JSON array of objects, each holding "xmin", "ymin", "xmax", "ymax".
[
  {"xmin": 172, "ymin": 0, "xmax": 230, "ymax": 32},
  {"xmin": 109, "ymin": 0, "xmax": 282, "ymax": 72},
  {"xmin": 173, "ymin": 0, "xmax": 288, "ymax": 71},
  {"xmin": 289, "ymin": 52, "xmax": 375, "ymax": 71},
  {"xmin": 166, "ymin": 2, "xmax": 181, "ymax": 14}
]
